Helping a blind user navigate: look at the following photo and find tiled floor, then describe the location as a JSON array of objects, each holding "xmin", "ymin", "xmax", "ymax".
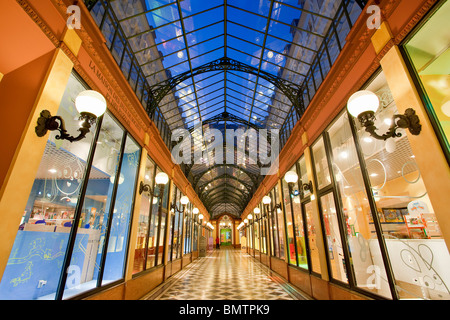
[{"xmin": 143, "ymin": 248, "xmax": 310, "ymax": 300}]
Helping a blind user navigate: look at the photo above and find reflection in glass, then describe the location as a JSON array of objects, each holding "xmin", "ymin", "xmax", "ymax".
[
  {"xmin": 328, "ymin": 112, "xmax": 391, "ymax": 298},
  {"xmin": 304, "ymin": 202, "xmax": 321, "ymax": 275},
  {"xmin": 62, "ymin": 113, "xmax": 125, "ymax": 299},
  {"xmin": 101, "ymin": 135, "xmax": 140, "ymax": 286},
  {"xmin": 312, "ymin": 137, "xmax": 331, "ymax": 190},
  {"xmin": 404, "ymin": 0, "xmax": 450, "ymax": 159},
  {"xmin": 356, "ymin": 72, "xmax": 450, "ymax": 300},
  {"xmin": 0, "ymin": 73, "xmax": 94, "ymax": 300},
  {"xmin": 133, "ymin": 157, "xmax": 155, "ymax": 274},
  {"xmin": 275, "ymin": 185, "xmax": 286, "ymax": 260},
  {"xmin": 320, "ymin": 193, "xmax": 348, "ymax": 283},
  {"xmin": 282, "ymin": 176, "xmax": 296, "ymax": 266}
]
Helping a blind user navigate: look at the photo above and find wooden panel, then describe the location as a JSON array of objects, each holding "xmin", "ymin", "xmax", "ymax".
[
  {"xmin": 310, "ymin": 275, "xmax": 330, "ymax": 300},
  {"xmin": 122, "ymin": 266, "xmax": 164, "ymax": 300},
  {"xmin": 270, "ymin": 257, "xmax": 288, "ymax": 280},
  {"xmin": 288, "ymin": 266, "xmax": 312, "ymax": 297},
  {"xmin": 329, "ymin": 284, "xmax": 369, "ymax": 300},
  {"xmin": 86, "ymin": 283, "xmax": 125, "ymax": 300}
]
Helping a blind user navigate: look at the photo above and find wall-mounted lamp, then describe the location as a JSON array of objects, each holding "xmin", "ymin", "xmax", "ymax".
[
  {"xmin": 139, "ymin": 172, "xmax": 169, "ymax": 196},
  {"xmin": 198, "ymin": 213, "xmax": 204, "ymax": 220},
  {"xmin": 171, "ymin": 195, "xmax": 190, "ymax": 214},
  {"xmin": 35, "ymin": 90, "xmax": 107, "ymax": 142},
  {"xmin": 247, "ymin": 214, "xmax": 253, "ymax": 220},
  {"xmin": 253, "ymin": 207, "xmax": 260, "ymax": 215},
  {"xmin": 284, "ymin": 171, "xmax": 313, "ymax": 197},
  {"xmin": 262, "ymin": 195, "xmax": 282, "ymax": 214},
  {"xmin": 347, "ymin": 90, "xmax": 421, "ymax": 141},
  {"xmin": 193, "ymin": 207, "xmax": 199, "ymax": 215}
]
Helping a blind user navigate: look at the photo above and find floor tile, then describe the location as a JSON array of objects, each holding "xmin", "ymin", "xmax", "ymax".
[{"xmin": 145, "ymin": 248, "xmax": 308, "ymax": 301}]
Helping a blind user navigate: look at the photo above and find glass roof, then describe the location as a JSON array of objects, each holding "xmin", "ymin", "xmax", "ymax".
[{"xmin": 90, "ymin": 0, "xmax": 365, "ymax": 218}]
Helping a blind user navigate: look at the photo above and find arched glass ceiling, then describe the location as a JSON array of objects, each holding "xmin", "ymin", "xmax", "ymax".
[{"xmin": 88, "ymin": 0, "xmax": 366, "ymax": 218}]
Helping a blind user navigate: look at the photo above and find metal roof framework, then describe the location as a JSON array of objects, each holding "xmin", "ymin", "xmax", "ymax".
[{"xmin": 87, "ymin": 0, "xmax": 366, "ymax": 218}]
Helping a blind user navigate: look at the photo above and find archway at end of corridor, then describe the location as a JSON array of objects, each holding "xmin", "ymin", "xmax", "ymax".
[{"xmin": 212, "ymin": 214, "xmax": 240, "ymax": 248}]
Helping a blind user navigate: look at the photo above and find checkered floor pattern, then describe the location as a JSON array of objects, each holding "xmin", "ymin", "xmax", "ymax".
[{"xmin": 144, "ymin": 248, "xmax": 308, "ymax": 300}]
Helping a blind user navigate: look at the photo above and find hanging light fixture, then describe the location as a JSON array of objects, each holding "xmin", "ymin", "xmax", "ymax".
[
  {"xmin": 35, "ymin": 90, "xmax": 107, "ymax": 142},
  {"xmin": 347, "ymin": 90, "xmax": 421, "ymax": 141}
]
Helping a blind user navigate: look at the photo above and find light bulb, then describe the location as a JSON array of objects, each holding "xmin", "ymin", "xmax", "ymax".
[
  {"xmin": 180, "ymin": 196, "xmax": 189, "ymax": 205},
  {"xmin": 262, "ymin": 195, "xmax": 271, "ymax": 205},
  {"xmin": 155, "ymin": 172, "xmax": 169, "ymax": 185},
  {"xmin": 347, "ymin": 90, "xmax": 380, "ymax": 118},
  {"xmin": 284, "ymin": 171, "xmax": 298, "ymax": 184},
  {"xmin": 75, "ymin": 90, "xmax": 107, "ymax": 118}
]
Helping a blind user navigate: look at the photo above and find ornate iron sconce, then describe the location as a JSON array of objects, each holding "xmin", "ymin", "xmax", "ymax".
[
  {"xmin": 35, "ymin": 90, "xmax": 107, "ymax": 142},
  {"xmin": 347, "ymin": 90, "xmax": 422, "ymax": 141},
  {"xmin": 284, "ymin": 171, "xmax": 313, "ymax": 198}
]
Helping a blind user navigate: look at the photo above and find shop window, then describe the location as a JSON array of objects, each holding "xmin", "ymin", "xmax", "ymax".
[
  {"xmin": 61, "ymin": 113, "xmax": 139, "ymax": 299},
  {"xmin": 0, "ymin": 72, "xmax": 141, "ymax": 300},
  {"xmin": 312, "ymin": 137, "xmax": 331, "ymax": 190},
  {"xmin": 281, "ymin": 167, "xmax": 298, "ymax": 266},
  {"xmin": 319, "ymin": 192, "xmax": 348, "ymax": 283},
  {"xmin": 355, "ymin": 71, "xmax": 450, "ymax": 300},
  {"xmin": 254, "ymin": 220, "xmax": 260, "ymax": 252},
  {"xmin": 0, "ymin": 73, "xmax": 95, "ymax": 300},
  {"xmin": 100, "ymin": 134, "xmax": 140, "ymax": 286},
  {"xmin": 259, "ymin": 203, "xmax": 268, "ymax": 255},
  {"xmin": 133, "ymin": 156, "xmax": 156, "ymax": 274},
  {"xmin": 275, "ymin": 185, "xmax": 286, "ymax": 260},
  {"xmin": 147, "ymin": 167, "xmax": 170, "ymax": 268},
  {"xmin": 403, "ymin": 0, "xmax": 450, "ymax": 162},
  {"xmin": 267, "ymin": 188, "xmax": 279, "ymax": 258},
  {"xmin": 284, "ymin": 162, "xmax": 309, "ymax": 270},
  {"xmin": 304, "ymin": 201, "xmax": 321, "ymax": 275},
  {"xmin": 327, "ymin": 111, "xmax": 392, "ymax": 298},
  {"xmin": 193, "ymin": 220, "xmax": 198, "ymax": 252},
  {"xmin": 169, "ymin": 187, "xmax": 184, "ymax": 261}
]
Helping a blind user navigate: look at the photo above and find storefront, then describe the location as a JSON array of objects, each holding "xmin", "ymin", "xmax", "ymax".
[
  {"xmin": 403, "ymin": 0, "xmax": 450, "ymax": 164},
  {"xmin": 243, "ymin": 0, "xmax": 450, "ymax": 300},
  {"xmin": 0, "ymin": 72, "xmax": 142, "ymax": 300}
]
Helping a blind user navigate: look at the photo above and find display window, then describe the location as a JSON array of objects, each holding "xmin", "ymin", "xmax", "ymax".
[
  {"xmin": 282, "ymin": 174, "xmax": 296, "ymax": 265},
  {"xmin": 254, "ymin": 218, "xmax": 260, "ymax": 252},
  {"xmin": 256, "ymin": 203, "xmax": 268, "ymax": 255},
  {"xmin": 303, "ymin": 201, "xmax": 321, "ymax": 275},
  {"xmin": 353, "ymin": 71, "xmax": 450, "ymax": 300},
  {"xmin": 282, "ymin": 163, "xmax": 309, "ymax": 270},
  {"xmin": 169, "ymin": 186, "xmax": 185, "ymax": 261},
  {"xmin": 0, "ymin": 72, "xmax": 141, "ymax": 300},
  {"xmin": 133, "ymin": 156, "xmax": 156, "ymax": 274},
  {"xmin": 326, "ymin": 111, "xmax": 392, "ymax": 298},
  {"xmin": 183, "ymin": 202, "xmax": 193, "ymax": 255},
  {"xmin": 193, "ymin": 218, "xmax": 198, "ymax": 252},
  {"xmin": 267, "ymin": 188, "xmax": 279, "ymax": 258},
  {"xmin": 403, "ymin": 0, "xmax": 450, "ymax": 163}
]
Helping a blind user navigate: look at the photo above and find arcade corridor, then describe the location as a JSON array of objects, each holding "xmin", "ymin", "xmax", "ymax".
[
  {"xmin": 143, "ymin": 248, "xmax": 308, "ymax": 301},
  {"xmin": 0, "ymin": 0, "xmax": 449, "ymax": 302}
]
